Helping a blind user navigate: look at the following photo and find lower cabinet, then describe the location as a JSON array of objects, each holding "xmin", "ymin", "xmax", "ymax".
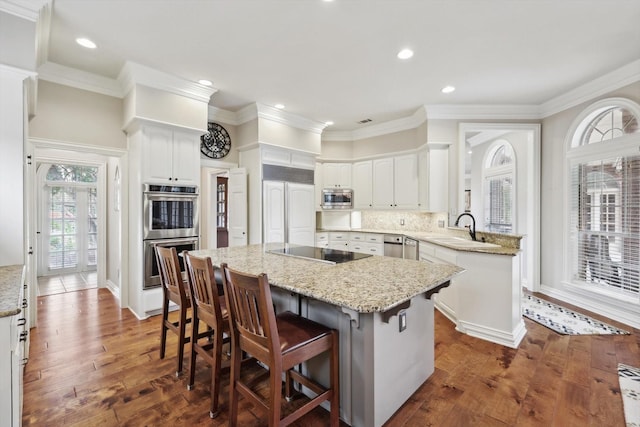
[
  {"xmin": 349, "ymin": 233, "xmax": 384, "ymax": 255},
  {"xmin": 0, "ymin": 268, "xmax": 27, "ymax": 427}
]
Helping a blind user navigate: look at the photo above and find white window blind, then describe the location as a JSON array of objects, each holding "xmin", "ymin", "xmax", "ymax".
[
  {"xmin": 484, "ymin": 174, "xmax": 513, "ymax": 233},
  {"xmin": 570, "ymin": 155, "xmax": 640, "ymax": 296}
]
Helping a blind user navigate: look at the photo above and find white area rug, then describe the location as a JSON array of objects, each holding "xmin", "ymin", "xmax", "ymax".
[
  {"xmin": 522, "ymin": 294, "xmax": 630, "ymax": 335},
  {"xmin": 619, "ymin": 363, "xmax": 640, "ymax": 427}
]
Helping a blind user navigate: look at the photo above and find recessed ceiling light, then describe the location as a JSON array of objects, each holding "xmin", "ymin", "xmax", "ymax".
[
  {"xmin": 198, "ymin": 79, "xmax": 212, "ymax": 86},
  {"xmin": 468, "ymin": 150, "xmax": 473, "ymax": 154},
  {"xmin": 76, "ymin": 38, "xmax": 96, "ymax": 49},
  {"xmin": 325, "ymin": 121, "xmax": 334, "ymax": 126},
  {"xmin": 275, "ymin": 104, "xmax": 285, "ymax": 109},
  {"xmin": 441, "ymin": 85, "xmax": 456, "ymax": 94},
  {"xmin": 397, "ymin": 49, "xmax": 414, "ymax": 60}
]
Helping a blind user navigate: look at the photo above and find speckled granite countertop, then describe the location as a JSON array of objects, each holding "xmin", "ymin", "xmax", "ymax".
[
  {"xmin": 190, "ymin": 243, "xmax": 463, "ymax": 313},
  {"xmin": 318, "ymin": 228, "xmax": 521, "ymax": 256},
  {"xmin": 0, "ymin": 265, "xmax": 25, "ymax": 318}
]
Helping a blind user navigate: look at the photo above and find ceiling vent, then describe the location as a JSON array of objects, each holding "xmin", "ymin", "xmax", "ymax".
[{"xmin": 357, "ymin": 118, "xmax": 372, "ymax": 124}]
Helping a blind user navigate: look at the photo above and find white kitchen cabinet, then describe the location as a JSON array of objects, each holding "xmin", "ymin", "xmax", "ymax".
[
  {"xmin": 262, "ymin": 147, "xmax": 315, "ymax": 169},
  {"xmin": 418, "ymin": 146, "xmax": 449, "ymax": 212},
  {"xmin": 322, "ymin": 163, "xmax": 352, "ymax": 188},
  {"xmin": 314, "ymin": 162, "xmax": 323, "ymax": 210},
  {"xmin": 142, "ymin": 125, "xmax": 200, "ymax": 185},
  {"xmin": 372, "ymin": 155, "xmax": 419, "ymax": 209},
  {"xmin": 0, "ymin": 266, "xmax": 27, "ymax": 427},
  {"xmin": 420, "ymin": 239, "xmax": 525, "ymax": 348},
  {"xmin": 350, "ymin": 232, "xmax": 383, "ymax": 255},
  {"xmin": 315, "ymin": 231, "xmax": 329, "ymax": 248},
  {"xmin": 352, "ymin": 160, "xmax": 373, "ymax": 209},
  {"xmin": 328, "ymin": 231, "xmax": 350, "ymax": 250}
]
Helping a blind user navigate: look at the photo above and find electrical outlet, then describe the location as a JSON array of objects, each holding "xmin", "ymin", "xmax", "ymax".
[
  {"xmin": 438, "ymin": 220, "xmax": 445, "ymax": 228},
  {"xmin": 399, "ymin": 311, "xmax": 407, "ymax": 332}
]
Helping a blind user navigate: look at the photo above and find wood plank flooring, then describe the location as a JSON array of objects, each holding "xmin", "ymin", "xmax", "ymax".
[{"xmin": 23, "ymin": 288, "xmax": 639, "ymax": 426}]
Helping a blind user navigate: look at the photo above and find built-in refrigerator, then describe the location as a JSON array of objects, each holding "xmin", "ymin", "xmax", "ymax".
[{"xmin": 263, "ymin": 180, "xmax": 316, "ymax": 246}]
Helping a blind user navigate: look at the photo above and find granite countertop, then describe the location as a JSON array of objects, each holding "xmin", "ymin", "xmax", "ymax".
[
  {"xmin": 190, "ymin": 243, "xmax": 463, "ymax": 313},
  {"xmin": 317, "ymin": 228, "xmax": 521, "ymax": 256},
  {"xmin": 0, "ymin": 265, "xmax": 25, "ymax": 318}
]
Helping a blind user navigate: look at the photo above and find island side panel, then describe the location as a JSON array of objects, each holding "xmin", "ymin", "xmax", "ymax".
[{"xmin": 352, "ymin": 296, "xmax": 436, "ymax": 427}]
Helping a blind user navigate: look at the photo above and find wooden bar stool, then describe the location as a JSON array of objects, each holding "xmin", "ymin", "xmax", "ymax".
[
  {"xmin": 155, "ymin": 245, "xmax": 191, "ymax": 377},
  {"xmin": 221, "ymin": 263, "xmax": 340, "ymax": 427},
  {"xmin": 183, "ymin": 252, "xmax": 230, "ymax": 418}
]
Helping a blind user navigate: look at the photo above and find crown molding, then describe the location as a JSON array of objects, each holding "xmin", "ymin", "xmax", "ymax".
[
  {"xmin": 538, "ymin": 59, "xmax": 640, "ymax": 118},
  {"xmin": 425, "ymin": 104, "xmax": 542, "ymax": 120},
  {"xmin": 323, "ymin": 106, "xmax": 427, "ymax": 141},
  {"xmin": 38, "ymin": 61, "xmax": 123, "ymax": 97},
  {"xmin": 34, "ymin": 1, "xmax": 51, "ymax": 68},
  {"xmin": 117, "ymin": 61, "xmax": 217, "ymax": 103},
  {"xmin": 208, "ymin": 105, "xmax": 239, "ymax": 125},
  {"xmin": 232, "ymin": 102, "xmax": 327, "ymax": 134},
  {"xmin": 0, "ymin": 0, "xmax": 49, "ymax": 21}
]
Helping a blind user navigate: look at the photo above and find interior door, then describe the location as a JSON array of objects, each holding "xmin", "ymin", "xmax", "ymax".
[
  {"xmin": 287, "ymin": 183, "xmax": 315, "ymax": 246},
  {"xmin": 228, "ymin": 168, "xmax": 248, "ymax": 246}
]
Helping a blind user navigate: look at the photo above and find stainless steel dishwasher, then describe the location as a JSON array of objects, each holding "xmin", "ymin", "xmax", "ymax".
[
  {"xmin": 383, "ymin": 234, "xmax": 404, "ymax": 258},
  {"xmin": 403, "ymin": 237, "xmax": 419, "ymax": 260}
]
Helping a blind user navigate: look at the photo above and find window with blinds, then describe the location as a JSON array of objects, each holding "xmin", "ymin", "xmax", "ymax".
[
  {"xmin": 569, "ymin": 156, "xmax": 640, "ymax": 296},
  {"xmin": 568, "ymin": 103, "xmax": 640, "ymax": 299},
  {"xmin": 483, "ymin": 141, "xmax": 514, "ymax": 233}
]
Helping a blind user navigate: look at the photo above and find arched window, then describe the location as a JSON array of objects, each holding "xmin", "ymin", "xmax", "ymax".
[
  {"xmin": 567, "ymin": 98, "xmax": 640, "ymax": 299},
  {"xmin": 483, "ymin": 140, "xmax": 515, "ymax": 233}
]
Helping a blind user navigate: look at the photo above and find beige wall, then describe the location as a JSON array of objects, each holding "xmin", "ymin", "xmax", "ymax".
[
  {"xmin": 320, "ymin": 139, "xmax": 353, "ymax": 159},
  {"xmin": 258, "ymin": 118, "xmax": 321, "ymax": 154},
  {"xmin": 540, "ymin": 80, "xmax": 640, "ymax": 290},
  {"xmin": 125, "ymin": 84, "xmax": 209, "ymax": 132},
  {"xmin": 30, "ymin": 81, "xmax": 127, "ymax": 149},
  {"xmin": 352, "ymin": 127, "xmax": 418, "ymax": 158}
]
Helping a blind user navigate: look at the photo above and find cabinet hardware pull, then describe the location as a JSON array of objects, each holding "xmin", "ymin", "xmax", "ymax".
[
  {"xmin": 19, "ymin": 331, "xmax": 28, "ymax": 341},
  {"xmin": 22, "ymin": 357, "xmax": 28, "ymax": 365},
  {"xmin": 22, "ymin": 299, "xmax": 28, "ymax": 308},
  {"xmin": 17, "ymin": 318, "xmax": 26, "ymax": 326}
]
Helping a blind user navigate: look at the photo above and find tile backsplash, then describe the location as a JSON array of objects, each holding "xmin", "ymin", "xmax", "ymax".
[{"xmin": 359, "ymin": 211, "xmax": 448, "ymax": 232}]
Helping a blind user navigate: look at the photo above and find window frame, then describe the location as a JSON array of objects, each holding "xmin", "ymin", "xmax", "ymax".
[
  {"xmin": 564, "ymin": 97, "xmax": 640, "ymax": 303},
  {"xmin": 482, "ymin": 140, "xmax": 516, "ymax": 233}
]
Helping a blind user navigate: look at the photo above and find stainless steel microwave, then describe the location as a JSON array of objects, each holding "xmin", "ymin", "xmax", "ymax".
[{"xmin": 321, "ymin": 188, "xmax": 353, "ymax": 209}]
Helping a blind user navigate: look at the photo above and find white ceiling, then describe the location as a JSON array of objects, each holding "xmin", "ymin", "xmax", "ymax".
[{"xmin": 42, "ymin": 0, "xmax": 640, "ymax": 131}]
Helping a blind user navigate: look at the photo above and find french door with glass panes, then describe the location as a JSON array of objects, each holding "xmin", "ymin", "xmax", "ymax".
[{"xmin": 45, "ymin": 184, "xmax": 97, "ymax": 273}]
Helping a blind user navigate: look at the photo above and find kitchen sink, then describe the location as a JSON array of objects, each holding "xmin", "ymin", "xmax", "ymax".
[{"xmin": 427, "ymin": 236, "xmax": 500, "ymax": 249}]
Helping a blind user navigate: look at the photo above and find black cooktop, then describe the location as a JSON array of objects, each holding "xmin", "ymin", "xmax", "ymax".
[{"xmin": 267, "ymin": 245, "xmax": 373, "ymax": 265}]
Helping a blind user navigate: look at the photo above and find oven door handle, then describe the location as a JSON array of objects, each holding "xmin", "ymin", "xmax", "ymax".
[
  {"xmin": 146, "ymin": 237, "xmax": 199, "ymax": 246},
  {"xmin": 144, "ymin": 193, "xmax": 198, "ymax": 201}
]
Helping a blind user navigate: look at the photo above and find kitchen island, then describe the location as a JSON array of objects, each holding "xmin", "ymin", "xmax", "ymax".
[{"xmin": 190, "ymin": 243, "xmax": 463, "ymax": 427}]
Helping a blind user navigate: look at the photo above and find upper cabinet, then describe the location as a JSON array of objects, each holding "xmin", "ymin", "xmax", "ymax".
[
  {"xmin": 352, "ymin": 160, "xmax": 373, "ymax": 209},
  {"xmin": 418, "ymin": 146, "xmax": 449, "ymax": 213},
  {"xmin": 322, "ymin": 163, "xmax": 352, "ymax": 188},
  {"xmin": 372, "ymin": 154, "xmax": 419, "ymax": 209},
  {"xmin": 318, "ymin": 144, "xmax": 449, "ymax": 212},
  {"xmin": 142, "ymin": 125, "xmax": 200, "ymax": 185}
]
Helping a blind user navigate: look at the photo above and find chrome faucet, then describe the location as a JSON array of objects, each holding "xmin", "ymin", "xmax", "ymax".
[{"xmin": 455, "ymin": 212, "xmax": 477, "ymax": 241}]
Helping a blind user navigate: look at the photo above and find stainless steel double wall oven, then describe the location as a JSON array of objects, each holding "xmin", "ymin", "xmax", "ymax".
[{"xmin": 143, "ymin": 184, "xmax": 199, "ymax": 289}]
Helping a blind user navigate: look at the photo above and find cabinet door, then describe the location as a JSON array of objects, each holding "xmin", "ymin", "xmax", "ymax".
[
  {"xmin": 323, "ymin": 163, "xmax": 352, "ymax": 188},
  {"xmin": 143, "ymin": 126, "xmax": 174, "ymax": 182},
  {"xmin": 172, "ymin": 130, "xmax": 200, "ymax": 184},
  {"xmin": 314, "ymin": 163, "xmax": 323, "ymax": 210},
  {"xmin": 352, "ymin": 160, "xmax": 373, "ymax": 209},
  {"xmin": 394, "ymin": 154, "xmax": 419, "ymax": 209},
  {"xmin": 372, "ymin": 158, "xmax": 394, "ymax": 208}
]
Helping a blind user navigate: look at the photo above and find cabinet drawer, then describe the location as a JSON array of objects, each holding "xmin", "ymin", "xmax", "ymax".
[
  {"xmin": 366, "ymin": 234, "xmax": 383, "ymax": 243},
  {"xmin": 329, "ymin": 232, "xmax": 349, "ymax": 241},
  {"xmin": 350, "ymin": 233, "xmax": 365, "ymax": 242},
  {"xmin": 316, "ymin": 232, "xmax": 328, "ymax": 241}
]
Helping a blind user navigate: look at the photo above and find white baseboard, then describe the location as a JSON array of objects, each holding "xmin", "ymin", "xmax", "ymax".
[
  {"xmin": 458, "ymin": 319, "xmax": 527, "ymax": 349},
  {"xmin": 105, "ymin": 279, "xmax": 120, "ymax": 301},
  {"xmin": 433, "ymin": 298, "xmax": 459, "ymax": 329},
  {"xmin": 539, "ymin": 283, "xmax": 640, "ymax": 330}
]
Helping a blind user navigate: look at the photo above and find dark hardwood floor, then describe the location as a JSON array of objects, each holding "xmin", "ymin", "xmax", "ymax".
[{"xmin": 23, "ymin": 288, "xmax": 639, "ymax": 426}]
